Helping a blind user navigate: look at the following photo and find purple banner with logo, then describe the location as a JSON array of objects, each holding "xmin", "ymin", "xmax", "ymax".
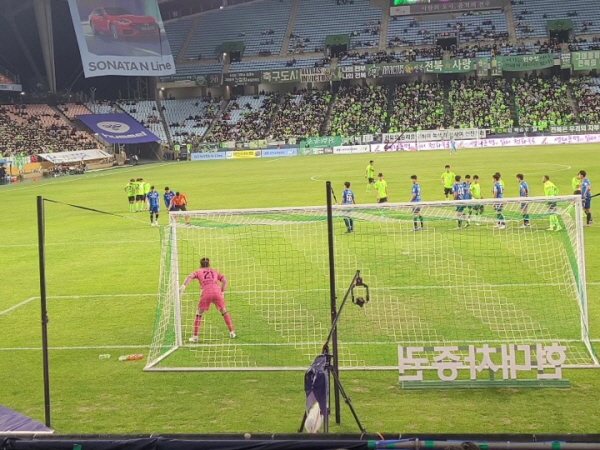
[{"xmin": 77, "ymin": 113, "xmax": 160, "ymax": 143}]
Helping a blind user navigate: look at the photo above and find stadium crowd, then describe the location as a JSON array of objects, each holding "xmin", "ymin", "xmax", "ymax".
[
  {"xmin": 0, "ymin": 104, "xmax": 98, "ymax": 157},
  {"xmin": 388, "ymin": 81, "xmax": 445, "ymax": 132},
  {"xmin": 327, "ymin": 84, "xmax": 387, "ymax": 136},
  {"xmin": 269, "ymin": 89, "xmax": 332, "ymax": 141},
  {"xmin": 571, "ymin": 76, "xmax": 600, "ymax": 124},
  {"xmin": 448, "ymin": 78, "xmax": 513, "ymax": 133},
  {"xmin": 512, "ymin": 75, "xmax": 576, "ymax": 130},
  {"xmin": 204, "ymin": 93, "xmax": 280, "ymax": 142}
]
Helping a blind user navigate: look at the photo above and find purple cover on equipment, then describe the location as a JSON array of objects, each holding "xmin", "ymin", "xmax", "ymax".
[{"xmin": 0, "ymin": 405, "xmax": 53, "ymax": 433}]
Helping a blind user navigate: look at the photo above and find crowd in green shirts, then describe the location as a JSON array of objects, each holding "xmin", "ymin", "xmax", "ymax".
[
  {"xmin": 388, "ymin": 80, "xmax": 445, "ymax": 133},
  {"xmin": 327, "ymin": 84, "xmax": 387, "ymax": 136},
  {"xmin": 270, "ymin": 89, "xmax": 332, "ymax": 141},
  {"xmin": 448, "ymin": 78, "xmax": 514, "ymax": 133},
  {"xmin": 512, "ymin": 75, "xmax": 575, "ymax": 130},
  {"xmin": 570, "ymin": 75, "xmax": 600, "ymax": 125},
  {"xmin": 205, "ymin": 93, "xmax": 280, "ymax": 142}
]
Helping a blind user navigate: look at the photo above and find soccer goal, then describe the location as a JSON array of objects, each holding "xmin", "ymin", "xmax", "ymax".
[{"xmin": 145, "ymin": 193, "xmax": 597, "ymax": 371}]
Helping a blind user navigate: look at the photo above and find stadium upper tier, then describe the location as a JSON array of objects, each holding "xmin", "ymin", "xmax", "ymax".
[
  {"xmin": 290, "ymin": 0, "xmax": 382, "ymax": 53},
  {"xmin": 183, "ymin": 0, "xmax": 293, "ymax": 59},
  {"xmin": 511, "ymin": 0, "xmax": 600, "ymax": 38},
  {"xmin": 387, "ymin": 10, "xmax": 508, "ymax": 46}
]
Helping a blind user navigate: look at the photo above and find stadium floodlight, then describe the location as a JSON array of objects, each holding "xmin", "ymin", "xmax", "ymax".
[{"xmin": 146, "ymin": 191, "xmax": 597, "ymax": 371}]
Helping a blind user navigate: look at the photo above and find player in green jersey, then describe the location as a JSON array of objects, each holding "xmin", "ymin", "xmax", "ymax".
[
  {"xmin": 124, "ymin": 178, "xmax": 136, "ymax": 212},
  {"xmin": 469, "ymin": 175, "xmax": 483, "ymax": 225},
  {"xmin": 134, "ymin": 178, "xmax": 145, "ymax": 212},
  {"xmin": 374, "ymin": 173, "xmax": 388, "ymax": 203},
  {"xmin": 441, "ymin": 165, "xmax": 455, "ymax": 200},
  {"xmin": 365, "ymin": 160, "xmax": 375, "ymax": 193},
  {"xmin": 543, "ymin": 175, "xmax": 562, "ymax": 231},
  {"xmin": 143, "ymin": 179, "xmax": 151, "ymax": 210},
  {"xmin": 572, "ymin": 175, "xmax": 581, "ymax": 195}
]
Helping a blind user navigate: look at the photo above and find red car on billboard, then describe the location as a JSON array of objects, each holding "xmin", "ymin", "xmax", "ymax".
[{"xmin": 89, "ymin": 7, "xmax": 160, "ymax": 40}]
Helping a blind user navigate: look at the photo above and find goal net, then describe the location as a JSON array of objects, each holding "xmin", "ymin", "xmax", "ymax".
[{"xmin": 146, "ymin": 195, "xmax": 596, "ymax": 371}]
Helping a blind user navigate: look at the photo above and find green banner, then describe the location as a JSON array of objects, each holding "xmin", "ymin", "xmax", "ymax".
[
  {"xmin": 572, "ymin": 51, "xmax": 600, "ymax": 70},
  {"xmin": 561, "ymin": 53, "xmax": 572, "ymax": 69},
  {"xmin": 495, "ymin": 54, "xmax": 555, "ymax": 72},
  {"xmin": 366, "ymin": 58, "xmax": 480, "ymax": 78},
  {"xmin": 300, "ymin": 136, "xmax": 342, "ymax": 149}
]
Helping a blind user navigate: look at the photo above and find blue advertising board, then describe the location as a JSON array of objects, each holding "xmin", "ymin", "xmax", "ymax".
[
  {"xmin": 191, "ymin": 152, "xmax": 227, "ymax": 161},
  {"xmin": 261, "ymin": 148, "xmax": 298, "ymax": 158}
]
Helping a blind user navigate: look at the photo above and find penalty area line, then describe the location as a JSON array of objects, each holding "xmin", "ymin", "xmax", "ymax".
[
  {"xmin": 0, "ymin": 294, "xmax": 157, "ymax": 315},
  {"xmin": 0, "ymin": 297, "xmax": 37, "ymax": 316}
]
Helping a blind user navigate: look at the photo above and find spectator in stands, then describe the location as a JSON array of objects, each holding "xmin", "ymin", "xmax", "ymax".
[
  {"xmin": 270, "ymin": 89, "xmax": 332, "ymax": 140},
  {"xmin": 388, "ymin": 81, "xmax": 446, "ymax": 133},
  {"xmin": 327, "ymin": 84, "xmax": 387, "ymax": 136},
  {"xmin": 571, "ymin": 75, "xmax": 600, "ymax": 125}
]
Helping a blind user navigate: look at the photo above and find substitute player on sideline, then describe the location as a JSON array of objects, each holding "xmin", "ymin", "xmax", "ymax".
[{"xmin": 181, "ymin": 257, "xmax": 236, "ymax": 341}]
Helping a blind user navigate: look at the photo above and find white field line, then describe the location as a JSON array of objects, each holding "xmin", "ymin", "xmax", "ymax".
[
  {"xmin": 0, "ymin": 240, "xmax": 158, "ymax": 248},
  {"xmin": 0, "ymin": 297, "xmax": 37, "ymax": 316},
  {"xmin": 0, "ymin": 345, "xmax": 148, "ymax": 351}
]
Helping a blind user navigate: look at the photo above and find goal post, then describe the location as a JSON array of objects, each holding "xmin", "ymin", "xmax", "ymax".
[{"xmin": 146, "ymin": 194, "xmax": 597, "ymax": 371}]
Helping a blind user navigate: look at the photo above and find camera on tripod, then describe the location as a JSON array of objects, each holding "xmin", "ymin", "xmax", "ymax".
[{"xmin": 351, "ymin": 275, "xmax": 369, "ymax": 308}]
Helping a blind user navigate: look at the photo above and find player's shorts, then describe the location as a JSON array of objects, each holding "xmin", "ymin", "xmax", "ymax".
[
  {"xmin": 378, "ymin": 197, "xmax": 388, "ymax": 204},
  {"xmin": 136, "ymin": 194, "xmax": 145, "ymax": 201},
  {"xmin": 494, "ymin": 203, "xmax": 503, "ymax": 212},
  {"xmin": 128, "ymin": 196, "xmax": 135, "ymax": 202},
  {"xmin": 473, "ymin": 204, "xmax": 483, "ymax": 213},
  {"xmin": 583, "ymin": 198, "xmax": 591, "ymax": 210},
  {"xmin": 412, "ymin": 207, "xmax": 421, "ymax": 214},
  {"xmin": 174, "ymin": 204, "xmax": 187, "ymax": 211},
  {"xmin": 574, "ymin": 190, "xmax": 582, "ymax": 195},
  {"xmin": 444, "ymin": 187, "xmax": 453, "ymax": 196},
  {"xmin": 547, "ymin": 202, "xmax": 557, "ymax": 212},
  {"xmin": 198, "ymin": 292, "xmax": 225, "ymax": 311},
  {"xmin": 520, "ymin": 202, "xmax": 528, "ymax": 210},
  {"xmin": 368, "ymin": 177, "xmax": 374, "ymax": 183},
  {"xmin": 150, "ymin": 206, "xmax": 159, "ymax": 213},
  {"xmin": 456, "ymin": 206, "xmax": 465, "ymax": 212}
]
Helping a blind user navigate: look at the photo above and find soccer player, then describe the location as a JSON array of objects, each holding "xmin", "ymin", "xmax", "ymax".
[
  {"xmin": 341, "ymin": 181, "xmax": 355, "ymax": 233},
  {"xmin": 452, "ymin": 175, "xmax": 468, "ymax": 229},
  {"xmin": 410, "ymin": 175, "xmax": 423, "ymax": 231},
  {"xmin": 134, "ymin": 178, "xmax": 145, "ymax": 212},
  {"xmin": 164, "ymin": 187, "xmax": 175, "ymax": 211},
  {"xmin": 543, "ymin": 175, "xmax": 562, "ymax": 231},
  {"xmin": 124, "ymin": 178, "xmax": 136, "ymax": 212},
  {"xmin": 572, "ymin": 174, "xmax": 582, "ymax": 195},
  {"xmin": 463, "ymin": 174, "xmax": 473, "ymax": 222},
  {"xmin": 147, "ymin": 186, "xmax": 160, "ymax": 226},
  {"xmin": 449, "ymin": 136, "xmax": 457, "ymax": 155},
  {"xmin": 469, "ymin": 175, "xmax": 483, "ymax": 225},
  {"xmin": 170, "ymin": 191, "xmax": 190, "ymax": 224},
  {"xmin": 578, "ymin": 170, "xmax": 593, "ymax": 226},
  {"xmin": 365, "ymin": 160, "xmax": 375, "ymax": 193},
  {"xmin": 441, "ymin": 165, "xmax": 456, "ymax": 200},
  {"xmin": 143, "ymin": 178, "xmax": 151, "ymax": 210},
  {"xmin": 517, "ymin": 174, "xmax": 530, "ymax": 227},
  {"xmin": 374, "ymin": 173, "xmax": 388, "ymax": 203},
  {"xmin": 180, "ymin": 257, "xmax": 236, "ymax": 341},
  {"xmin": 494, "ymin": 172, "xmax": 505, "ymax": 190},
  {"xmin": 492, "ymin": 173, "xmax": 506, "ymax": 229}
]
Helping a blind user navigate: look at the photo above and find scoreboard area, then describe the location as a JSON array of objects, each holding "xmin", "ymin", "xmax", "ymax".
[{"xmin": 390, "ymin": 0, "xmax": 503, "ymax": 15}]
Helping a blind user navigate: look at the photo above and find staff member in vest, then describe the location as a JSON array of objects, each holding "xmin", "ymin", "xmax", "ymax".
[{"xmin": 169, "ymin": 191, "xmax": 190, "ymax": 225}]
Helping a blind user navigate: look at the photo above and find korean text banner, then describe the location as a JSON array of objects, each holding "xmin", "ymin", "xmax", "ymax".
[
  {"xmin": 77, "ymin": 113, "xmax": 160, "ymax": 143},
  {"xmin": 68, "ymin": 0, "xmax": 175, "ymax": 78}
]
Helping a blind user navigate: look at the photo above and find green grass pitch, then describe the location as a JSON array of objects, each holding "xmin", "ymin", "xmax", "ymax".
[{"xmin": 2, "ymin": 144, "xmax": 600, "ymax": 433}]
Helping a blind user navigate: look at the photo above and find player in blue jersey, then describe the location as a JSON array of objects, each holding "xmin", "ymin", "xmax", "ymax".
[
  {"xmin": 452, "ymin": 175, "xmax": 468, "ymax": 229},
  {"xmin": 493, "ymin": 173, "xmax": 506, "ymax": 229},
  {"xmin": 147, "ymin": 186, "xmax": 161, "ymax": 226},
  {"xmin": 517, "ymin": 174, "xmax": 530, "ymax": 228},
  {"xmin": 164, "ymin": 187, "xmax": 176, "ymax": 212},
  {"xmin": 410, "ymin": 175, "xmax": 423, "ymax": 231},
  {"xmin": 449, "ymin": 137, "xmax": 457, "ymax": 155},
  {"xmin": 463, "ymin": 174, "xmax": 473, "ymax": 224},
  {"xmin": 578, "ymin": 170, "xmax": 593, "ymax": 226},
  {"xmin": 341, "ymin": 181, "xmax": 356, "ymax": 233}
]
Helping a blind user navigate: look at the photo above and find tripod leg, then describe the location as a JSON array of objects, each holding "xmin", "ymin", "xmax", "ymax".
[
  {"xmin": 330, "ymin": 367, "xmax": 367, "ymax": 434},
  {"xmin": 298, "ymin": 411, "xmax": 307, "ymax": 433}
]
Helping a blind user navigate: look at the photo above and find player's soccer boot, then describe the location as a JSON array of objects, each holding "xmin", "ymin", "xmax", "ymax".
[
  {"xmin": 189, "ymin": 336, "xmax": 198, "ymax": 343},
  {"xmin": 230, "ymin": 331, "xmax": 237, "ymax": 339},
  {"xmin": 555, "ymin": 226, "xmax": 563, "ymax": 231}
]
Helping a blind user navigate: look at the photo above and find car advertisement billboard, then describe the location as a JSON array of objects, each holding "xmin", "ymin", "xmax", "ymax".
[
  {"xmin": 77, "ymin": 113, "xmax": 160, "ymax": 143},
  {"xmin": 68, "ymin": 0, "xmax": 175, "ymax": 78}
]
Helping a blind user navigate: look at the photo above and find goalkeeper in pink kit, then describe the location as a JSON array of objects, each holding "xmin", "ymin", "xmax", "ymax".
[{"xmin": 180, "ymin": 257, "xmax": 236, "ymax": 341}]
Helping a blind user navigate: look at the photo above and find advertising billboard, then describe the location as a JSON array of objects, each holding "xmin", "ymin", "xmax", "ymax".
[
  {"xmin": 68, "ymin": 0, "xmax": 175, "ymax": 78},
  {"xmin": 77, "ymin": 113, "xmax": 160, "ymax": 143}
]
